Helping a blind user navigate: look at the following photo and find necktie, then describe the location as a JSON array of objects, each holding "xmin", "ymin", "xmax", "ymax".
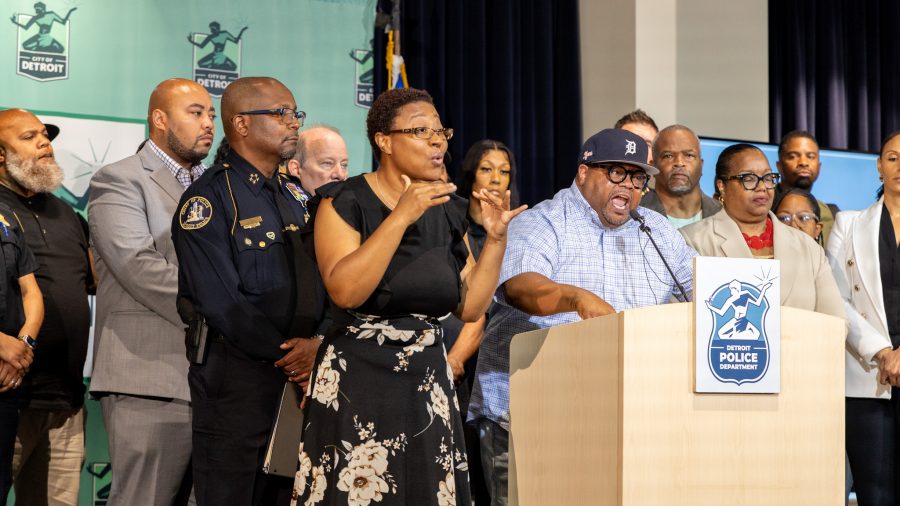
[{"xmin": 264, "ymin": 176, "xmax": 323, "ymax": 337}]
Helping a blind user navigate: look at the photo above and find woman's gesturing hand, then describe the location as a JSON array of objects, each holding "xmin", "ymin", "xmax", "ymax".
[
  {"xmin": 392, "ymin": 175, "xmax": 458, "ymax": 226},
  {"xmin": 474, "ymin": 189, "xmax": 528, "ymax": 241}
]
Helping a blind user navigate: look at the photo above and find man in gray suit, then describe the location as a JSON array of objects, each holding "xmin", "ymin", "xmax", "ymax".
[{"xmin": 88, "ymin": 78, "xmax": 215, "ymax": 505}]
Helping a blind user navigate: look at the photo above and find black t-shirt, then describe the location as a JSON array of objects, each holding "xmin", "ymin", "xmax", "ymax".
[
  {"xmin": 879, "ymin": 205, "xmax": 900, "ymax": 348},
  {"xmin": 0, "ymin": 186, "xmax": 92, "ymax": 409}
]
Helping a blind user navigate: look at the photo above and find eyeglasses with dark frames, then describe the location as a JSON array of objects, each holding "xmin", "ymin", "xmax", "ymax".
[
  {"xmin": 386, "ymin": 127, "xmax": 454, "ymax": 141},
  {"xmin": 236, "ymin": 108, "xmax": 306, "ymax": 127},
  {"xmin": 721, "ymin": 172, "xmax": 781, "ymax": 191},
  {"xmin": 588, "ymin": 163, "xmax": 650, "ymax": 189}
]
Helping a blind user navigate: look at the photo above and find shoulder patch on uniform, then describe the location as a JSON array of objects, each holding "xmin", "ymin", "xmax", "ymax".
[
  {"xmin": 0, "ymin": 213, "xmax": 9, "ymax": 236},
  {"xmin": 179, "ymin": 196, "xmax": 213, "ymax": 230}
]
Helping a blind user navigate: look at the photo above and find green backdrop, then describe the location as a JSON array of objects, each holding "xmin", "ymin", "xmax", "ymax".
[{"xmin": 1, "ymin": 0, "xmax": 374, "ymax": 503}]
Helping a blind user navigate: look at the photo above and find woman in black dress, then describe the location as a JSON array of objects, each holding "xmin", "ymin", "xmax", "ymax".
[{"xmin": 293, "ymin": 88, "xmax": 525, "ymax": 505}]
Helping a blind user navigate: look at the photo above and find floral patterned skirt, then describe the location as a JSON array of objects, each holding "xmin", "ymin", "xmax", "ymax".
[{"xmin": 292, "ymin": 312, "xmax": 471, "ymax": 506}]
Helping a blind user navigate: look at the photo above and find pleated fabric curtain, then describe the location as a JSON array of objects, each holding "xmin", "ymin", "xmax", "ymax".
[
  {"xmin": 373, "ymin": 0, "xmax": 582, "ymax": 206},
  {"xmin": 769, "ymin": 0, "xmax": 900, "ymax": 152}
]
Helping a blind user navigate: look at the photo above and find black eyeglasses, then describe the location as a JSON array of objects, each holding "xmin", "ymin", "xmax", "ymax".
[
  {"xmin": 721, "ymin": 172, "xmax": 780, "ymax": 190},
  {"xmin": 237, "ymin": 108, "xmax": 306, "ymax": 127},
  {"xmin": 387, "ymin": 127, "xmax": 454, "ymax": 141},
  {"xmin": 776, "ymin": 212, "xmax": 819, "ymax": 225},
  {"xmin": 589, "ymin": 164, "xmax": 650, "ymax": 189}
]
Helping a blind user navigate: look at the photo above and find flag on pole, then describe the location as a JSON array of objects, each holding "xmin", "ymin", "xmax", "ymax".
[{"xmin": 385, "ymin": 30, "xmax": 408, "ymax": 90}]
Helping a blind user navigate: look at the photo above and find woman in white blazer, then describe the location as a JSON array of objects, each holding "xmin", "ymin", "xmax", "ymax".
[{"xmin": 827, "ymin": 131, "xmax": 900, "ymax": 506}]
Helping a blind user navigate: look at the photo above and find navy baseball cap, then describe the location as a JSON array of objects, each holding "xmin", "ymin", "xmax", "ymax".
[
  {"xmin": 45, "ymin": 123, "xmax": 59, "ymax": 141},
  {"xmin": 580, "ymin": 128, "xmax": 657, "ymax": 175}
]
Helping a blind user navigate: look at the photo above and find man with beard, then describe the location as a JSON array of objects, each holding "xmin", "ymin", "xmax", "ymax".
[
  {"xmin": 88, "ymin": 78, "xmax": 215, "ymax": 505},
  {"xmin": 0, "ymin": 110, "xmax": 45, "ymax": 503},
  {"xmin": 0, "ymin": 109, "xmax": 89, "ymax": 506},
  {"xmin": 469, "ymin": 128, "xmax": 696, "ymax": 505},
  {"xmin": 775, "ymin": 130, "xmax": 839, "ymax": 244},
  {"xmin": 172, "ymin": 77, "xmax": 324, "ymax": 505},
  {"xmin": 641, "ymin": 125, "xmax": 721, "ymax": 228}
]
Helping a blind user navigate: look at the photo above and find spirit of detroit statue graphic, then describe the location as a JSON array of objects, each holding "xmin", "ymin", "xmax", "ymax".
[
  {"xmin": 706, "ymin": 280, "xmax": 772, "ymax": 340},
  {"xmin": 187, "ymin": 22, "xmax": 247, "ymax": 71},
  {"xmin": 348, "ymin": 40, "xmax": 374, "ymax": 84},
  {"xmin": 9, "ymin": 2, "xmax": 75, "ymax": 54}
]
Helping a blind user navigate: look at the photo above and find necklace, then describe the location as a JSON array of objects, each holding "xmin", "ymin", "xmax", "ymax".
[
  {"xmin": 742, "ymin": 217, "xmax": 774, "ymax": 250},
  {"xmin": 373, "ymin": 171, "xmax": 397, "ymax": 209}
]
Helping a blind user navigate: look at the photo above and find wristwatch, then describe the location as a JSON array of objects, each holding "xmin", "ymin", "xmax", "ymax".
[{"xmin": 18, "ymin": 335, "xmax": 36, "ymax": 351}]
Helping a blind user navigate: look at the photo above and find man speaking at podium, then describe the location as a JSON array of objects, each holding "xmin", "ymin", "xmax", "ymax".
[{"xmin": 468, "ymin": 128, "xmax": 696, "ymax": 505}]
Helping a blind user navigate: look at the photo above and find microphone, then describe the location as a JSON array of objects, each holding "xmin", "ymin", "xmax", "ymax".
[{"xmin": 629, "ymin": 210, "xmax": 690, "ymax": 302}]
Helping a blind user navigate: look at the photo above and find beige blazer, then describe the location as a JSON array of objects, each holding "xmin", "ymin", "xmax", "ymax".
[
  {"xmin": 88, "ymin": 144, "xmax": 190, "ymax": 402},
  {"xmin": 827, "ymin": 200, "xmax": 894, "ymax": 399},
  {"xmin": 680, "ymin": 209, "xmax": 846, "ymax": 321}
]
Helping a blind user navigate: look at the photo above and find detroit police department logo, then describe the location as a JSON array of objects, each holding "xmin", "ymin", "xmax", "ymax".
[
  {"xmin": 179, "ymin": 196, "xmax": 213, "ymax": 230},
  {"xmin": 705, "ymin": 280, "xmax": 773, "ymax": 385},
  {"xmin": 10, "ymin": 2, "xmax": 75, "ymax": 81},
  {"xmin": 188, "ymin": 22, "xmax": 246, "ymax": 97}
]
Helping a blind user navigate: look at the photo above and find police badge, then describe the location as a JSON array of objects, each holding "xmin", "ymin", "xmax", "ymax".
[
  {"xmin": 706, "ymin": 280, "xmax": 771, "ymax": 385},
  {"xmin": 694, "ymin": 256, "xmax": 781, "ymax": 394},
  {"xmin": 179, "ymin": 196, "xmax": 213, "ymax": 230}
]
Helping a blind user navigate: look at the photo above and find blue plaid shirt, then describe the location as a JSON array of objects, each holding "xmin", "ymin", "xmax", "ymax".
[
  {"xmin": 468, "ymin": 182, "xmax": 697, "ymax": 430},
  {"xmin": 147, "ymin": 139, "xmax": 206, "ymax": 189}
]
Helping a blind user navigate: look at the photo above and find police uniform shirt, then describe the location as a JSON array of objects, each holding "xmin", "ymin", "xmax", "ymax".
[
  {"xmin": 0, "ymin": 186, "xmax": 91, "ymax": 409},
  {"xmin": 0, "ymin": 202, "xmax": 38, "ymax": 336},
  {"xmin": 172, "ymin": 150, "xmax": 311, "ymax": 362}
]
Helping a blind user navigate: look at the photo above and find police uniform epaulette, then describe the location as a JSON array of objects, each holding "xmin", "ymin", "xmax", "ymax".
[{"xmin": 186, "ymin": 163, "xmax": 228, "ymax": 191}]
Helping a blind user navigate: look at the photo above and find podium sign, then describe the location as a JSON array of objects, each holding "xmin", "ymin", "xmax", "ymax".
[{"xmin": 693, "ymin": 256, "xmax": 781, "ymax": 393}]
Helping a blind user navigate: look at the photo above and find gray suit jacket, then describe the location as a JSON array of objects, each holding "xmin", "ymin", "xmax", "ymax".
[
  {"xmin": 679, "ymin": 209, "xmax": 846, "ymax": 321},
  {"xmin": 88, "ymin": 144, "xmax": 190, "ymax": 402},
  {"xmin": 640, "ymin": 189, "xmax": 722, "ymax": 219}
]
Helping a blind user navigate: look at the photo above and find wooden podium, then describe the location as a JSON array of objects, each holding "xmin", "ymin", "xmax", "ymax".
[{"xmin": 508, "ymin": 303, "xmax": 845, "ymax": 505}]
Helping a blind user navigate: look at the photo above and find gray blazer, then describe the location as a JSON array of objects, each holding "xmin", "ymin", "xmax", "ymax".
[
  {"xmin": 679, "ymin": 209, "xmax": 846, "ymax": 321},
  {"xmin": 88, "ymin": 144, "xmax": 190, "ymax": 402}
]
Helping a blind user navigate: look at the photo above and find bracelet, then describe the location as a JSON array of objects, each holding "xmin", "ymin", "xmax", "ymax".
[{"xmin": 18, "ymin": 335, "xmax": 36, "ymax": 351}]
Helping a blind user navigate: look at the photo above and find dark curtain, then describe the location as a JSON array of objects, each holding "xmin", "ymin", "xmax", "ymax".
[
  {"xmin": 373, "ymin": 0, "xmax": 582, "ymax": 206},
  {"xmin": 769, "ymin": 0, "xmax": 900, "ymax": 152}
]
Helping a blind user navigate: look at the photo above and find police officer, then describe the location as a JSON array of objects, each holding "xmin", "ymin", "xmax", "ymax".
[
  {"xmin": 0, "ymin": 201, "xmax": 41, "ymax": 502},
  {"xmin": 171, "ymin": 77, "xmax": 324, "ymax": 505},
  {"xmin": 0, "ymin": 109, "xmax": 46, "ymax": 502}
]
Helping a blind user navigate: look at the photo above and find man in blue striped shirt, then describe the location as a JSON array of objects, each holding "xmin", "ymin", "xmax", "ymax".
[{"xmin": 469, "ymin": 128, "xmax": 697, "ymax": 505}]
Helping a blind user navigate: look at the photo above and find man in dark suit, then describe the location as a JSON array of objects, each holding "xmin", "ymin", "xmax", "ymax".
[
  {"xmin": 775, "ymin": 130, "xmax": 840, "ymax": 245},
  {"xmin": 89, "ymin": 78, "xmax": 216, "ymax": 505}
]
